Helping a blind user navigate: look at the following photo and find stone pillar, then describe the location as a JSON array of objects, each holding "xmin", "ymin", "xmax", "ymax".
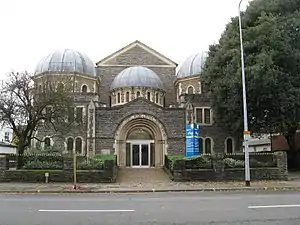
[
  {"xmin": 131, "ymin": 88, "xmax": 135, "ymax": 100},
  {"xmin": 121, "ymin": 89, "xmax": 125, "ymax": 103},
  {"xmin": 0, "ymin": 155, "xmax": 8, "ymax": 182},
  {"xmin": 274, "ymin": 151, "xmax": 288, "ymax": 180},
  {"xmin": 212, "ymin": 153, "xmax": 225, "ymax": 180},
  {"xmin": 116, "ymin": 140, "xmax": 125, "ymax": 167}
]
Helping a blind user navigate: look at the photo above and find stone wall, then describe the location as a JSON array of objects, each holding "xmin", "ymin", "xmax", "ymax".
[
  {"xmin": 0, "ymin": 155, "xmax": 117, "ymax": 183},
  {"xmin": 4, "ymin": 170, "xmax": 117, "ymax": 183},
  {"xmin": 165, "ymin": 151, "xmax": 288, "ymax": 181},
  {"xmin": 174, "ymin": 76, "xmax": 234, "ymax": 154},
  {"xmin": 95, "ymin": 98, "xmax": 186, "ymax": 155}
]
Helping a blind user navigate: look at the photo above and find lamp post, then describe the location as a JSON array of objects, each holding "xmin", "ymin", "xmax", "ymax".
[{"xmin": 238, "ymin": 0, "xmax": 251, "ymax": 187}]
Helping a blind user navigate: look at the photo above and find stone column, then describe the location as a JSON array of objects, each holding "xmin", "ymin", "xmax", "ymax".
[
  {"xmin": 156, "ymin": 140, "xmax": 165, "ymax": 167},
  {"xmin": 274, "ymin": 151, "xmax": 288, "ymax": 180},
  {"xmin": 212, "ymin": 153, "xmax": 225, "ymax": 180},
  {"xmin": 0, "ymin": 155, "xmax": 8, "ymax": 182},
  {"xmin": 116, "ymin": 140, "xmax": 125, "ymax": 167}
]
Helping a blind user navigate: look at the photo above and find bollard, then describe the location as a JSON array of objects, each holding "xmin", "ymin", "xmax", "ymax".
[{"xmin": 45, "ymin": 172, "xmax": 49, "ymax": 183}]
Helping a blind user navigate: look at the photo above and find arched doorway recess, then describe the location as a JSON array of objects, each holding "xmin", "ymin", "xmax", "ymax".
[{"xmin": 114, "ymin": 114, "xmax": 167, "ymax": 168}]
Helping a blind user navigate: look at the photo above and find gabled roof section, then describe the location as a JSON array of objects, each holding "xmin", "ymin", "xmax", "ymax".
[{"xmin": 96, "ymin": 40, "xmax": 177, "ymax": 67}]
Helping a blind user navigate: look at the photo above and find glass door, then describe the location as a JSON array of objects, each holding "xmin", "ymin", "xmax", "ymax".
[
  {"xmin": 141, "ymin": 144, "xmax": 149, "ymax": 167},
  {"xmin": 131, "ymin": 144, "xmax": 140, "ymax": 167},
  {"xmin": 131, "ymin": 143, "xmax": 150, "ymax": 168}
]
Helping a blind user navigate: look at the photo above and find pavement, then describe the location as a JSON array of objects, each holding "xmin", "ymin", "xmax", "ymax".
[
  {"xmin": 1, "ymin": 192, "xmax": 300, "ymax": 224},
  {"xmin": 1, "ymin": 169, "xmax": 300, "ymax": 193},
  {"xmin": 1, "ymin": 179, "xmax": 300, "ymax": 193}
]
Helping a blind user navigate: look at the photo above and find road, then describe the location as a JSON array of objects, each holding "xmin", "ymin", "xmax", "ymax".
[{"xmin": 1, "ymin": 191, "xmax": 300, "ymax": 225}]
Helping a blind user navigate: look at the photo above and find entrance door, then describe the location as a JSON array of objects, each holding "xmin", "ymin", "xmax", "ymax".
[
  {"xmin": 131, "ymin": 143, "xmax": 150, "ymax": 168},
  {"xmin": 132, "ymin": 144, "xmax": 140, "ymax": 167}
]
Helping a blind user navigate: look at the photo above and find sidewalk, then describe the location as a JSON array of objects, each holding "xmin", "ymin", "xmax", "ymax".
[{"xmin": 0, "ymin": 179, "xmax": 300, "ymax": 194}]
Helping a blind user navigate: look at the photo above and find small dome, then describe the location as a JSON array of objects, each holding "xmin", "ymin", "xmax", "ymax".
[
  {"xmin": 34, "ymin": 49, "xmax": 96, "ymax": 76},
  {"xmin": 176, "ymin": 52, "xmax": 207, "ymax": 78},
  {"xmin": 110, "ymin": 66, "xmax": 164, "ymax": 90}
]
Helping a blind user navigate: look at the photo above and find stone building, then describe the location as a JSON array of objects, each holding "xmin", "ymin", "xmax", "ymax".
[{"xmin": 32, "ymin": 40, "xmax": 235, "ymax": 168}]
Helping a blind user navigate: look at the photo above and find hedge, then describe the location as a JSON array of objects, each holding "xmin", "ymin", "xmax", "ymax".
[
  {"xmin": 166, "ymin": 153, "xmax": 276, "ymax": 171},
  {"xmin": 2, "ymin": 153, "xmax": 116, "ymax": 170},
  {"xmin": 166, "ymin": 154, "xmax": 213, "ymax": 170}
]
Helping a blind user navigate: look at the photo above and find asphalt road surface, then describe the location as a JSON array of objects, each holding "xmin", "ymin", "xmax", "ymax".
[{"xmin": 1, "ymin": 191, "xmax": 300, "ymax": 225}]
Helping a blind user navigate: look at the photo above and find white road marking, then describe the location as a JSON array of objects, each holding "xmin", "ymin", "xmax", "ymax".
[
  {"xmin": 248, "ymin": 204, "xmax": 300, "ymax": 209},
  {"xmin": 38, "ymin": 209, "xmax": 135, "ymax": 212}
]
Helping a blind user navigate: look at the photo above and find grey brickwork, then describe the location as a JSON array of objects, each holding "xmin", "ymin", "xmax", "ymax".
[
  {"xmin": 95, "ymin": 98, "xmax": 185, "ymax": 154},
  {"xmin": 34, "ymin": 40, "xmax": 232, "ymax": 158},
  {"xmin": 177, "ymin": 78, "xmax": 234, "ymax": 154}
]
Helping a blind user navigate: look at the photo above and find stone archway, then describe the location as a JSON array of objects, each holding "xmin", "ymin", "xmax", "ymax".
[{"xmin": 114, "ymin": 114, "xmax": 167, "ymax": 168}]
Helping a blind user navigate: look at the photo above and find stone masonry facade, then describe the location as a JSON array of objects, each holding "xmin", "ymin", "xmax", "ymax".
[{"xmin": 31, "ymin": 40, "xmax": 235, "ymax": 167}]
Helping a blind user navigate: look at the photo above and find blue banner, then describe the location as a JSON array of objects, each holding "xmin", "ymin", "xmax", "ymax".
[
  {"xmin": 185, "ymin": 124, "xmax": 194, "ymax": 157},
  {"xmin": 185, "ymin": 123, "xmax": 200, "ymax": 157}
]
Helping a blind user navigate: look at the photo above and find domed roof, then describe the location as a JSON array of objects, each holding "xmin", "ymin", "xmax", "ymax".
[
  {"xmin": 34, "ymin": 49, "xmax": 96, "ymax": 76},
  {"xmin": 110, "ymin": 66, "xmax": 164, "ymax": 90},
  {"xmin": 176, "ymin": 52, "xmax": 207, "ymax": 78}
]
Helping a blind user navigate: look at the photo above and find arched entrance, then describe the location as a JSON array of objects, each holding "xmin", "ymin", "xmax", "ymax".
[
  {"xmin": 114, "ymin": 114, "xmax": 167, "ymax": 168},
  {"xmin": 127, "ymin": 128, "xmax": 154, "ymax": 168}
]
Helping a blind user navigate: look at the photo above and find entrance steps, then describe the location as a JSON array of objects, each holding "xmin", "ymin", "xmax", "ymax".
[{"xmin": 117, "ymin": 168, "xmax": 170, "ymax": 185}]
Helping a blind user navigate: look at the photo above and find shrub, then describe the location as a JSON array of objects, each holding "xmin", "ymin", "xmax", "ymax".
[
  {"xmin": 166, "ymin": 154, "xmax": 213, "ymax": 170},
  {"xmin": 23, "ymin": 160, "xmax": 63, "ymax": 170},
  {"xmin": 224, "ymin": 158, "xmax": 245, "ymax": 168},
  {"xmin": 185, "ymin": 155, "xmax": 212, "ymax": 169},
  {"xmin": 91, "ymin": 154, "xmax": 114, "ymax": 163},
  {"xmin": 77, "ymin": 159, "xmax": 103, "ymax": 170},
  {"xmin": 224, "ymin": 157, "xmax": 276, "ymax": 168},
  {"xmin": 22, "ymin": 153, "xmax": 63, "ymax": 164}
]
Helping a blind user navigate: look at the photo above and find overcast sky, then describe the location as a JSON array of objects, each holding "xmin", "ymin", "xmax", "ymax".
[{"xmin": 0, "ymin": 0, "xmax": 250, "ymax": 78}]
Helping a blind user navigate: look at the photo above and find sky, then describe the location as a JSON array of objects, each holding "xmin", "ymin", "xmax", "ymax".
[{"xmin": 0, "ymin": 0, "xmax": 250, "ymax": 78}]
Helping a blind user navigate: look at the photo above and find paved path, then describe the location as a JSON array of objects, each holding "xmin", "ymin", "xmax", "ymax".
[
  {"xmin": 1, "ymin": 170, "xmax": 300, "ymax": 193},
  {"xmin": 117, "ymin": 168, "xmax": 170, "ymax": 185},
  {"xmin": 1, "ymin": 192, "xmax": 300, "ymax": 224}
]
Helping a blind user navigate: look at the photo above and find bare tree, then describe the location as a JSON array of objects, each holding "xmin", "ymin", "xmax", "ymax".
[{"xmin": 0, "ymin": 71, "xmax": 75, "ymax": 167}]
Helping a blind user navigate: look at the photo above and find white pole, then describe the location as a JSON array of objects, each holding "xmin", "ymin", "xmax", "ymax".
[{"xmin": 238, "ymin": 0, "xmax": 251, "ymax": 186}]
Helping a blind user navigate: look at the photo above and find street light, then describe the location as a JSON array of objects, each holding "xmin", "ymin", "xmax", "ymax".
[{"xmin": 238, "ymin": 0, "xmax": 251, "ymax": 187}]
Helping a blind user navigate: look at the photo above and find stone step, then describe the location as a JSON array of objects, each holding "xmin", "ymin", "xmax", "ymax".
[{"xmin": 117, "ymin": 168, "xmax": 170, "ymax": 184}]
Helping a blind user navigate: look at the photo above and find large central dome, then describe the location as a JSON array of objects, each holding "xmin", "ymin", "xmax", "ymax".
[
  {"xmin": 34, "ymin": 49, "xmax": 96, "ymax": 77},
  {"xmin": 110, "ymin": 66, "xmax": 164, "ymax": 90}
]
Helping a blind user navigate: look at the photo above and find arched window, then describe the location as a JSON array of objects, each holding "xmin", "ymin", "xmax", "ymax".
[
  {"xmin": 226, "ymin": 138, "xmax": 234, "ymax": 153},
  {"xmin": 126, "ymin": 92, "xmax": 130, "ymax": 102},
  {"xmin": 75, "ymin": 137, "xmax": 82, "ymax": 154},
  {"xmin": 136, "ymin": 91, "xmax": 140, "ymax": 97},
  {"xmin": 82, "ymin": 85, "xmax": 88, "ymax": 93},
  {"xmin": 187, "ymin": 86, "xmax": 194, "ymax": 94},
  {"xmin": 147, "ymin": 92, "xmax": 151, "ymax": 100},
  {"xmin": 199, "ymin": 137, "xmax": 204, "ymax": 154},
  {"xmin": 67, "ymin": 137, "xmax": 74, "ymax": 152},
  {"xmin": 38, "ymin": 85, "xmax": 42, "ymax": 93},
  {"xmin": 204, "ymin": 138, "xmax": 213, "ymax": 154},
  {"xmin": 155, "ymin": 93, "xmax": 159, "ymax": 103},
  {"xmin": 117, "ymin": 93, "xmax": 121, "ymax": 103},
  {"xmin": 44, "ymin": 137, "xmax": 51, "ymax": 148}
]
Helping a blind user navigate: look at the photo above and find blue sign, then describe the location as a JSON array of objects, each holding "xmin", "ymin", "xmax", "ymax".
[
  {"xmin": 185, "ymin": 124, "xmax": 194, "ymax": 157},
  {"xmin": 185, "ymin": 123, "xmax": 201, "ymax": 157}
]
